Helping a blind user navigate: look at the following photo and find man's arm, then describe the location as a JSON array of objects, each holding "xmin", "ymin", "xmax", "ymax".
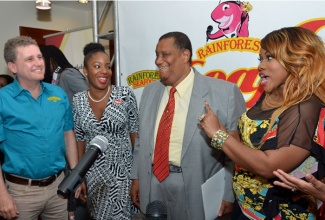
[
  {"xmin": 219, "ymin": 84, "xmax": 246, "ymax": 215},
  {"xmin": 0, "ymin": 165, "xmax": 19, "ymax": 219},
  {"xmin": 75, "ymin": 140, "xmax": 87, "ymax": 201},
  {"xmin": 64, "ymin": 130, "xmax": 78, "ymax": 169}
]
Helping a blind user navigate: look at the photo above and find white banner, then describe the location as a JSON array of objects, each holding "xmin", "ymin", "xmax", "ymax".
[{"xmin": 117, "ymin": 1, "xmax": 325, "ymax": 108}]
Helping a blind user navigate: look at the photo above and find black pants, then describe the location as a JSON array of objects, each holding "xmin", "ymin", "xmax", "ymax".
[{"xmin": 68, "ymin": 193, "xmax": 91, "ymax": 220}]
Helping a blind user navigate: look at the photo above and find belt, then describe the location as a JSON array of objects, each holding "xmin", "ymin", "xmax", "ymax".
[
  {"xmin": 169, "ymin": 164, "xmax": 182, "ymax": 173},
  {"xmin": 4, "ymin": 170, "xmax": 63, "ymax": 187}
]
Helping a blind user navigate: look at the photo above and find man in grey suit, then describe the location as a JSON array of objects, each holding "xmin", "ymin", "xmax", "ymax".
[{"xmin": 130, "ymin": 31, "xmax": 246, "ymax": 220}]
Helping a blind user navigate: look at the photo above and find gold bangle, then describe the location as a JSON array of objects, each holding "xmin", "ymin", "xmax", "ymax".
[{"xmin": 210, "ymin": 130, "xmax": 229, "ymax": 150}]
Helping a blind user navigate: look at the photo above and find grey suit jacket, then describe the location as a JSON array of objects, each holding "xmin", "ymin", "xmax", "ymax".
[{"xmin": 131, "ymin": 68, "xmax": 246, "ymax": 219}]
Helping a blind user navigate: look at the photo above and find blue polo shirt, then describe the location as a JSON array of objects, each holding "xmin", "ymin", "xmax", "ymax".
[{"xmin": 0, "ymin": 78, "xmax": 74, "ymax": 179}]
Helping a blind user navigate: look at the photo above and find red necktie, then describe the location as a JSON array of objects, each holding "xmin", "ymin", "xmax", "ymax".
[{"xmin": 153, "ymin": 87, "xmax": 177, "ymax": 182}]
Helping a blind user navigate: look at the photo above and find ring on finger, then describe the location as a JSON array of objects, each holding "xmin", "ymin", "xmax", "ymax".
[{"xmin": 198, "ymin": 114, "xmax": 205, "ymax": 122}]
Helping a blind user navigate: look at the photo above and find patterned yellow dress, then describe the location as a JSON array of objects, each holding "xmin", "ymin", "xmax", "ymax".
[{"xmin": 233, "ymin": 94, "xmax": 325, "ymax": 220}]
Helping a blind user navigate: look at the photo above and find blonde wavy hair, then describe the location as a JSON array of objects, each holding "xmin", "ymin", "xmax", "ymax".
[{"xmin": 261, "ymin": 27, "xmax": 325, "ymax": 128}]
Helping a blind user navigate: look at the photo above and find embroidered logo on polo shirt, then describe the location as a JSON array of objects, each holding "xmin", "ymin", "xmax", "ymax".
[{"xmin": 48, "ymin": 96, "xmax": 61, "ymax": 102}]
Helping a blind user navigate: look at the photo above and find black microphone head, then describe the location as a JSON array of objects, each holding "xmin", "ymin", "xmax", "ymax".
[
  {"xmin": 145, "ymin": 200, "xmax": 167, "ymax": 220},
  {"xmin": 89, "ymin": 135, "xmax": 108, "ymax": 153},
  {"xmin": 207, "ymin": 25, "xmax": 213, "ymax": 34}
]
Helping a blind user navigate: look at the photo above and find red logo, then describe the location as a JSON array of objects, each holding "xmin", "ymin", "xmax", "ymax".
[{"xmin": 114, "ymin": 99, "xmax": 122, "ymax": 104}]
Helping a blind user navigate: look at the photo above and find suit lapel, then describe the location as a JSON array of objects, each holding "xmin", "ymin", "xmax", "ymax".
[{"xmin": 181, "ymin": 70, "xmax": 208, "ymax": 159}]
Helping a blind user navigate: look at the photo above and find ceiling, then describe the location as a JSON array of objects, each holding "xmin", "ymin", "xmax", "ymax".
[{"xmin": 51, "ymin": 1, "xmax": 109, "ymax": 11}]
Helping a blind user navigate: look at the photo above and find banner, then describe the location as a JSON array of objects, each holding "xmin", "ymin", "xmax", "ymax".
[
  {"xmin": 117, "ymin": 1, "xmax": 325, "ymax": 108},
  {"xmin": 44, "ymin": 27, "xmax": 93, "ymax": 70}
]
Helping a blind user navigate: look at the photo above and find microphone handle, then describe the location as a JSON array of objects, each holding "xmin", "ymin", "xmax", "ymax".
[
  {"xmin": 57, "ymin": 146, "xmax": 101, "ymax": 199},
  {"xmin": 75, "ymin": 146, "xmax": 101, "ymax": 177}
]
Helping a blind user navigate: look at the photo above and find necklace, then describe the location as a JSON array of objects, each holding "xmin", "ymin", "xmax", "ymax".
[{"xmin": 88, "ymin": 86, "xmax": 111, "ymax": 103}]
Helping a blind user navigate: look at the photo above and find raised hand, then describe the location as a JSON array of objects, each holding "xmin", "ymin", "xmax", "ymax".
[{"xmin": 199, "ymin": 101, "xmax": 226, "ymax": 138}]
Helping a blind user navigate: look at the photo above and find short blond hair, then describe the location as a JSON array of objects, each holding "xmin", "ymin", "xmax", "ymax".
[{"xmin": 4, "ymin": 36, "xmax": 38, "ymax": 64}]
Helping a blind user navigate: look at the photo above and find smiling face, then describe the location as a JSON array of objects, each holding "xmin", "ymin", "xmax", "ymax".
[
  {"xmin": 8, "ymin": 45, "xmax": 44, "ymax": 84},
  {"xmin": 83, "ymin": 51, "xmax": 112, "ymax": 91},
  {"xmin": 258, "ymin": 48, "xmax": 289, "ymax": 95},
  {"xmin": 155, "ymin": 37, "xmax": 190, "ymax": 87}
]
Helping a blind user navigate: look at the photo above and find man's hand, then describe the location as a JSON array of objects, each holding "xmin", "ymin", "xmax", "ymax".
[
  {"xmin": 0, "ymin": 191, "xmax": 19, "ymax": 219},
  {"xmin": 218, "ymin": 200, "xmax": 233, "ymax": 217},
  {"xmin": 130, "ymin": 179, "xmax": 140, "ymax": 208}
]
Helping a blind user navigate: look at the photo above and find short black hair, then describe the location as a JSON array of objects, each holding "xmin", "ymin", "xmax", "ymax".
[{"xmin": 159, "ymin": 31, "xmax": 192, "ymax": 63}]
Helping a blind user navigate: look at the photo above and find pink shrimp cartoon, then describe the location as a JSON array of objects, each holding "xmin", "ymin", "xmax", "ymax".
[{"xmin": 206, "ymin": 1, "xmax": 252, "ymax": 42}]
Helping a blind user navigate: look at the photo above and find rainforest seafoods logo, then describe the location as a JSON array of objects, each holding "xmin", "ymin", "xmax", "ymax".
[
  {"xmin": 48, "ymin": 96, "xmax": 61, "ymax": 102},
  {"xmin": 127, "ymin": 70, "xmax": 160, "ymax": 89},
  {"xmin": 193, "ymin": 0, "xmax": 325, "ymax": 109},
  {"xmin": 193, "ymin": 0, "xmax": 261, "ymax": 109},
  {"xmin": 125, "ymin": 0, "xmax": 325, "ymax": 108},
  {"xmin": 193, "ymin": 37, "xmax": 260, "ymax": 66}
]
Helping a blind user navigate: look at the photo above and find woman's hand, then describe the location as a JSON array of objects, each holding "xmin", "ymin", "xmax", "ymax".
[
  {"xmin": 76, "ymin": 181, "xmax": 88, "ymax": 202},
  {"xmin": 199, "ymin": 101, "xmax": 226, "ymax": 138},
  {"xmin": 273, "ymin": 169, "xmax": 325, "ymax": 202},
  {"xmin": 130, "ymin": 179, "xmax": 140, "ymax": 208}
]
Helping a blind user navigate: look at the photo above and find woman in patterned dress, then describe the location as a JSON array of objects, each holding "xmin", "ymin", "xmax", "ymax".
[
  {"xmin": 200, "ymin": 27, "xmax": 325, "ymax": 219},
  {"xmin": 72, "ymin": 43, "xmax": 139, "ymax": 219}
]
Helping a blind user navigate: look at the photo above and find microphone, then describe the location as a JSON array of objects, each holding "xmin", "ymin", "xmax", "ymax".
[
  {"xmin": 145, "ymin": 200, "xmax": 167, "ymax": 220},
  {"xmin": 206, "ymin": 25, "xmax": 213, "ymax": 43},
  {"xmin": 57, "ymin": 135, "xmax": 108, "ymax": 199}
]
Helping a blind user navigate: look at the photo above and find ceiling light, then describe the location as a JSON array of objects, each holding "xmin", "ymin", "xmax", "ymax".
[
  {"xmin": 36, "ymin": 0, "xmax": 51, "ymax": 10},
  {"xmin": 79, "ymin": 0, "xmax": 88, "ymax": 3}
]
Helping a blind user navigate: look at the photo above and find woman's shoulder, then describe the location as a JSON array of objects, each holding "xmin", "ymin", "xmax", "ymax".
[
  {"xmin": 288, "ymin": 95, "xmax": 323, "ymax": 113},
  {"xmin": 112, "ymin": 86, "xmax": 137, "ymax": 104},
  {"xmin": 302, "ymin": 95, "xmax": 324, "ymax": 107},
  {"xmin": 281, "ymin": 95, "xmax": 324, "ymax": 123},
  {"xmin": 60, "ymin": 68, "xmax": 83, "ymax": 78},
  {"xmin": 73, "ymin": 90, "xmax": 87, "ymax": 100},
  {"xmin": 72, "ymin": 90, "xmax": 88, "ymax": 107},
  {"xmin": 62, "ymin": 67, "xmax": 80, "ymax": 73}
]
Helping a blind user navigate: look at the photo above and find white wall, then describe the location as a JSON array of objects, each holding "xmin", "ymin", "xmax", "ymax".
[{"xmin": 0, "ymin": 1, "xmax": 114, "ymax": 76}]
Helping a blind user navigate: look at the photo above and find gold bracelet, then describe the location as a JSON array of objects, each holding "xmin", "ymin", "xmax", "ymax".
[{"xmin": 210, "ymin": 130, "xmax": 229, "ymax": 150}]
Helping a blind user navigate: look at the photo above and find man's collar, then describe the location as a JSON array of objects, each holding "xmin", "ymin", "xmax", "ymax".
[{"xmin": 12, "ymin": 79, "xmax": 51, "ymax": 97}]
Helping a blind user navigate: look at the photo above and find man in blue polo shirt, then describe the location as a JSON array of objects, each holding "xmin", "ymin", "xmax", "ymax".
[{"xmin": 0, "ymin": 36, "xmax": 79, "ymax": 220}]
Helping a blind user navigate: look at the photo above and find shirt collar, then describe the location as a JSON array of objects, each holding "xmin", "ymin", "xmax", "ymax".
[
  {"xmin": 12, "ymin": 78, "xmax": 51, "ymax": 97},
  {"xmin": 167, "ymin": 68, "xmax": 195, "ymax": 98}
]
